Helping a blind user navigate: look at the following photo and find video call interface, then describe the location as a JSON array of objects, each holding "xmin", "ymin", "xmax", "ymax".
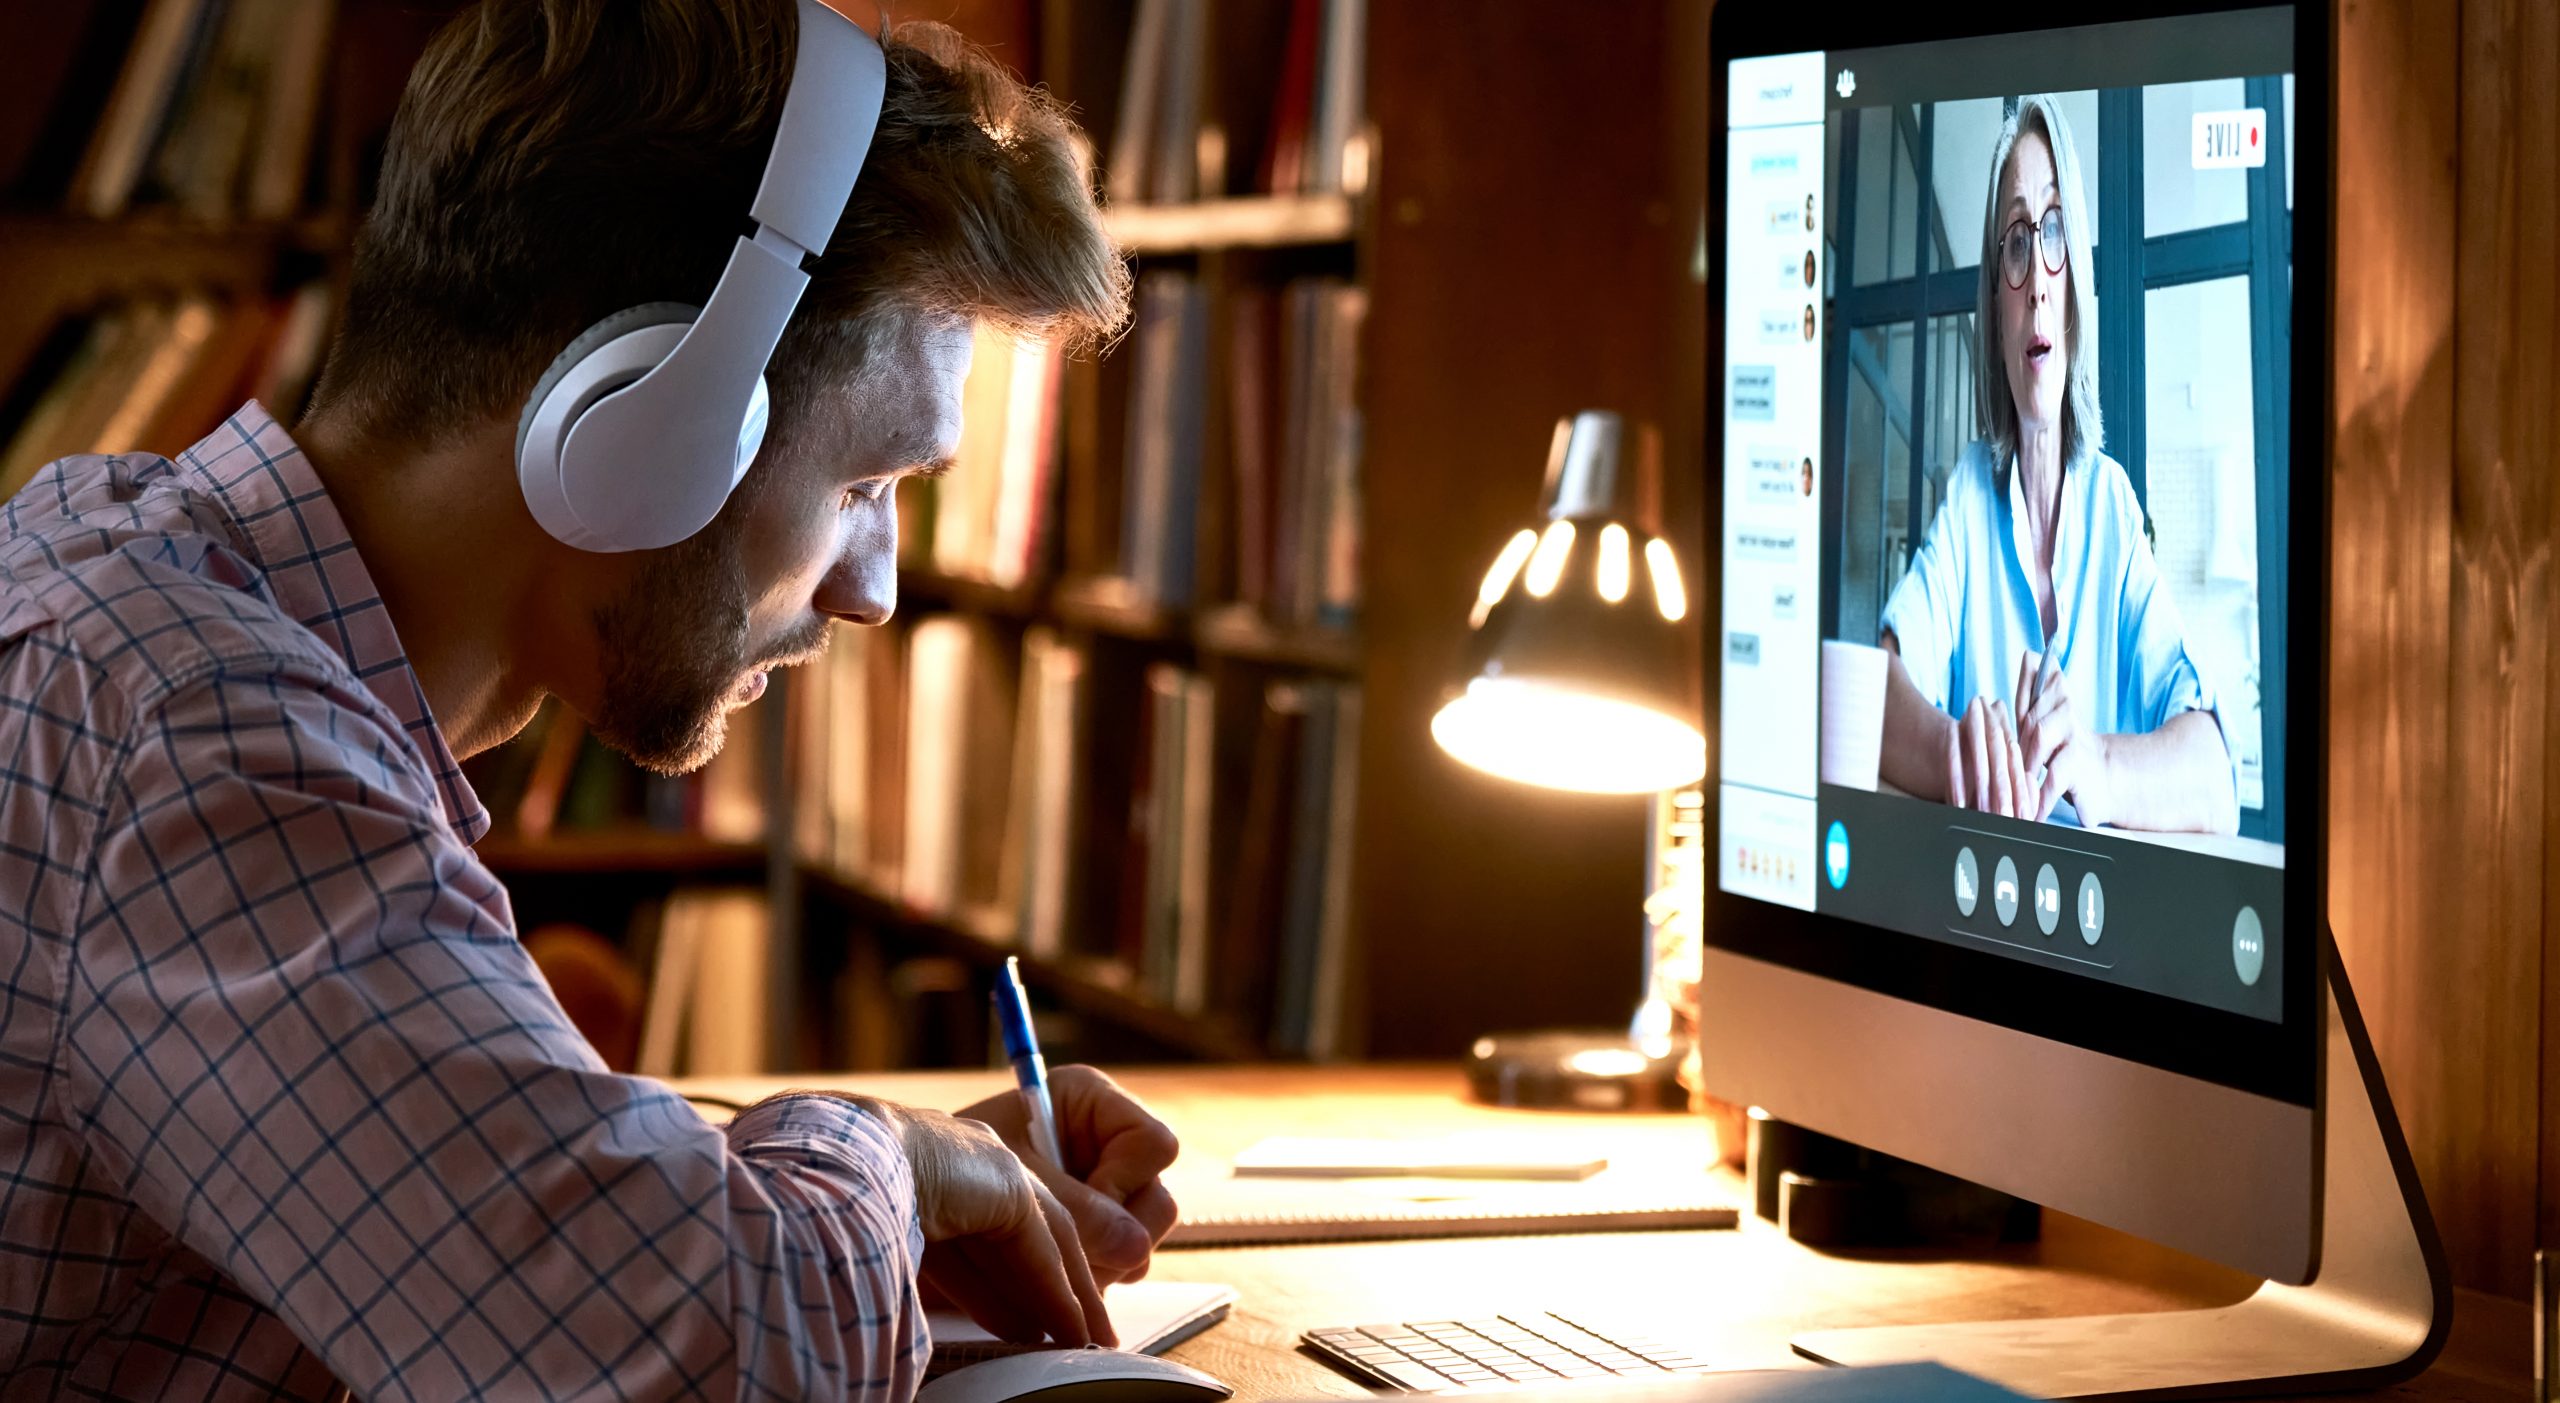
[{"xmin": 1718, "ymin": 10, "xmax": 2296, "ymax": 1021}]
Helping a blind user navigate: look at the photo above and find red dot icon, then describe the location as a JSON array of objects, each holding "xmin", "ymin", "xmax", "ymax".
[{"xmin": 2250, "ymin": 125, "xmax": 2260, "ymax": 147}]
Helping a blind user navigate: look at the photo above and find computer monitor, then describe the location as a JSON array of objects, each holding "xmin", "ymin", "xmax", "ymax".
[{"xmin": 1701, "ymin": 3, "xmax": 2441, "ymax": 1393}]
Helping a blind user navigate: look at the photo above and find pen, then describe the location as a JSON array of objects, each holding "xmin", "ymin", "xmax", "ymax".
[{"xmin": 993, "ymin": 957, "xmax": 1066, "ymax": 1169}]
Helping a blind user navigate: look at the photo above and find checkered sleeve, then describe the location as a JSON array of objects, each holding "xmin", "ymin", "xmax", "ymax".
[{"xmin": 63, "ymin": 660, "xmax": 930, "ymax": 1401}]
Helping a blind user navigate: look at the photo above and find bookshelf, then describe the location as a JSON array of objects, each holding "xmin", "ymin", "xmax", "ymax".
[
  {"xmin": 471, "ymin": 830, "xmax": 769, "ymax": 878},
  {"xmin": 3, "ymin": 0, "xmax": 1707, "ymax": 1079},
  {"xmin": 802, "ymin": 867, "xmax": 1262, "ymax": 1062},
  {"xmin": 1100, "ymin": 193, "xmax": 1357, "ymax": 254}
]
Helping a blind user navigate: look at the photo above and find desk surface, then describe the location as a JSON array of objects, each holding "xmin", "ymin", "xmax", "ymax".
[{"xmin": 672, "ymin": 1065, "xmax": 2536, "ymax": 1402}]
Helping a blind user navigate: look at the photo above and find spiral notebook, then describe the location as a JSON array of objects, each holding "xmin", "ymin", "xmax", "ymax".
[
  {"xmin": 925, "ymin": 1281, "xmax": 1237, "ymax": 1376},
  {"xmin": 1162, "ymin": 1161, "xmax": 1737, "ymax": 1246}
]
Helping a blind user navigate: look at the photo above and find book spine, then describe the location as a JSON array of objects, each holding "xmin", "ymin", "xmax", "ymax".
[
  {"xmin": 987, "ymin": 337, "xmax": 1059, "ymax": 588},
  {"xmin": 1104, "ymin": 0, "xmax": 1168, "ymax": 205},
  {"xmin": 69, "ymin": 0, "xmax": 213, "ymax": 218},
  {"xmin": 1310, "ymin": 0, "xmax": 1366, "ymax": 192},
  {"xmin": 826, "ymin": 624, "xmax": 871, "ymax": 876},
  {"xmin": 1316, "ymin": 284, "xmax": 1368, "ymax": 628},
  {"xmin": 1121, "ymin": 274, "xmax": 1181, "ymax": 604},
  {"xmin": 1305, "ymin": 684, "xmax": 1361, "ymax": 1058},
  {"xmin": 1138, "ymin": 663, "xmax": 1188, "ymax": 1004},
  {"xmin": 1270, "ymin": 682, "xmax": 1338, "ymax": 1054},
  {"xmin": 1158, "ymin": 279, "xmax": 1209, "ymax": 609},
  {"xmin": 1172, "ymin": 672, "xmax": 1216, "ymax": 1015},
  {"xmin": 243, "ymin": 0, "xmax": 332, "ymax": 219},
  {"xmin": 900, "ymin": 617, "xmax": 970, "ymax": 914},
  {"xmin": 1145, "ymin": 0, "xmax": 1203, "ymax": 203}
]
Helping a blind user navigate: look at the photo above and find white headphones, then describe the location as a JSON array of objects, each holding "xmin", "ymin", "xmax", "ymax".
[{"xmin": 515, "ymin": 0, "xmax": 886, "ymax": 552}]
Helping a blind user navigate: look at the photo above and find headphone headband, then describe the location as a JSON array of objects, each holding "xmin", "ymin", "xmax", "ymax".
[{"xmin": 517, "ymin": 0, "xmax": 888, "ymax": 553}]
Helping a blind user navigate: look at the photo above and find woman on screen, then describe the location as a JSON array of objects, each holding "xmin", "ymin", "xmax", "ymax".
[{"xmin": 1874, "ymin": 96, "xmax": 2236, "ymax": 834}]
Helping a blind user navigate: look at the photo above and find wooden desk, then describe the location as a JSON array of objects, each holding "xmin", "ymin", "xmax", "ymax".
[{"xmin": 673, "ymin": 1066, "xmax": 2538, "ymax": 1401}]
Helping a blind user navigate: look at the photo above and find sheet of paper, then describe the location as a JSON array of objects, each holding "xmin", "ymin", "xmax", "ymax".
[
  {"xmin": 1233, "ymin": 1135, "xmax": 1610, "ymax": 1180},
  {"xmin": 927, "ymin": 1280, "xmax": 1236, "ymax": 1356}
]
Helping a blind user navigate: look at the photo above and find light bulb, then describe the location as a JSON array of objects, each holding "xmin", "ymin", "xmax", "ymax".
[
  {"xmin": 1525, "ymin": 521, "xmax": 1576, "ymax": 599},
  {"xmin": 1646, "ymin": 538, "xmax": 1688, "ymax": 621},
  {"xmin": 1430, "ymin": 677, "xmax": 1706, "ymax": 794},
  {"xmin": 1598, "ymin": 523, "xmax": 1631, "ymax": 603},
  {"xmin": 1471, "ymin": 528, "xmax": 1539, "ymax": 628}
]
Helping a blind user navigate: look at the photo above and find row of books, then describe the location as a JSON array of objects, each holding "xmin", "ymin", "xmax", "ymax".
[
  {"xmin": 908, "ymin": 272, "xmax": 1366, "ymax": 630},
  {"xmin": 630, "ymin": 893, "xmax": 1044, "ymax": 1079},
  {"xmin": 1, "ymin": 0, "xmax": 334, "ymax": 221},
  {"xmin": 789, "ymin": 615, "xmax": 1364, "ymax": 1058},
  {"xmin": 1227, "ymin": 276, "xmax": 1365, "ymax": 627},
  {"xmin": 464, "ymin": 699, "xmax": 767, "ymax": 848},
  {"xmin": 901, "ymin": 326, "xmax": 1061, "ymax": 591},
  {"xmin": 527, "ymin": 894, "xmax": 1003, "ymax": 1079},
  {"xmin": 635, "ymin": 887, "xmax": 774, "ymax": 1079},
  {"xmin": 1105, "ymin": 0, "xmax": 1368, "ymax": 204},
  {"xmin": 0, "ymin": 283, "xmax": 334, "ymax": 499},
  {"xmin": 1114, "ymin": 271, "xmax": 1367, "ymax": 622}
]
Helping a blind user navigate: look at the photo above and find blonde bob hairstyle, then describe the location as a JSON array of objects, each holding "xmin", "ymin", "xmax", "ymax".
[{"xmin": 1973, "ymin": 95, "xmax": 2103, "ymax": 473}]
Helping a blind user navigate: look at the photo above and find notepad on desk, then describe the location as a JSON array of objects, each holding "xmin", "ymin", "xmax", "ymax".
[
  {"xmin": 1233, "ymin": 1135, "xmax": 1610, "ymax": 1180},
  {"xmin": 926, "ymin": 1281, "xmax": 1237, "ymax": 1376},
  {"xmin": 1165, "ymin": 1146, "xmax": 1736, "ymax": 1246}
]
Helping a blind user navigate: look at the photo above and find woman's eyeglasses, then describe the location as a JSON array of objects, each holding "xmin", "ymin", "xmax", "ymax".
[{"xmin": 2000, "ymin": 207, "xmax": 2068, "ymax": 288}]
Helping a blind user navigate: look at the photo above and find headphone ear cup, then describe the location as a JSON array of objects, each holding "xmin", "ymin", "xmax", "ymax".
[
  {"xmin": 517, "ymin": 302, "xmax": 700, "ymax": 548},
  {"xmin": 516, "ymin": 302, "xmax": 701, "ymax": 469}
]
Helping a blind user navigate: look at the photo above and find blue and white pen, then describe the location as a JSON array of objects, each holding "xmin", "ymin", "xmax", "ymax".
[{"xmin": 993, "ymin": 957, "xmax": 1066, "ymax": 1169}]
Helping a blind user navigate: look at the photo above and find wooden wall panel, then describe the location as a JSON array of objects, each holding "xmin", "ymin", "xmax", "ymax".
[
  {"xmin": 2444, "ymin": 0, "xmax": 2560, "ymax": 1300},
  {"xmin": 2323, "ymin": 0, "xmax": 2555, "ymax": 1299},
  {"xmin": 1354, "ymin": 1, "xmax": 1683, "ymax": 1056},
  {"xmin": 2509, "ymin": 0, "xmax": 2560, "ymax": 1287}
]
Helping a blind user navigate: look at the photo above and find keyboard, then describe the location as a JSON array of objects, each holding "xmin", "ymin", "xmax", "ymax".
[{"xmin": 1303, "ymin": 1312, "xmax": 1716, "ymax": 1393}]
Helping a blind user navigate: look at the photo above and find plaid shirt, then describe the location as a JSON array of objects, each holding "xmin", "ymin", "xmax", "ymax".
[{"xmin": 0, "ymin": 404, "xmax": 929, "ymax": 1401}]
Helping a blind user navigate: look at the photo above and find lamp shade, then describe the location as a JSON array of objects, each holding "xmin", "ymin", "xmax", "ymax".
[{"xmin": 1431, "ymin": 412, "xmax": 1705, "ymax": 794}]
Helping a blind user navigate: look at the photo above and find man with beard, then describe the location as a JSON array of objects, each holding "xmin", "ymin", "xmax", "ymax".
[{"xmin": 0, "ymin": 4, "xmax": 1172, "ymax": 1398}]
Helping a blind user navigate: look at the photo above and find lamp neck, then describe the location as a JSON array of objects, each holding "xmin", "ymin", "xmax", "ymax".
[{"xmin": 1542, "ymin": 411, "xmax": 1626, "ymax": 520}]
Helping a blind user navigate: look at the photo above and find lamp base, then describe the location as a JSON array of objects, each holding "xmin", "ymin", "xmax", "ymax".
[{"xmin": 1463, "ymin": 1029, "xmax": 1688, "ymax": 1112}]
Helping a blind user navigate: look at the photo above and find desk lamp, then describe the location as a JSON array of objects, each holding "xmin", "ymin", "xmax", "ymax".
[{"xmin": 1432, "ymin": 410, "xmax": 1706, "ymax": 1110}]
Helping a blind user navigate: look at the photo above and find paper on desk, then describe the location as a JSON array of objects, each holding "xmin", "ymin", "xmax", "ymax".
[
  {"xmin": 925, "ymin": 1280, "xmax": 1236, "ymax": 1373},
  {"xmin": 1163, "ymin": 1155, "xmax": 1736, "ymax": 1246},
  {"xmin": 1478, "ymin": 1363, "xmax": 2032, "ymax": 1401},
  {"xmin": 1233, "ymin": 1135, "xmax": 1609, "ymax": 1180}
]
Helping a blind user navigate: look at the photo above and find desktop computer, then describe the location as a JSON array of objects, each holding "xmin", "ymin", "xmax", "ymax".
[{"xmin": 1704, "ymin": 1, "xmax": 2449, "ymax": 1395}]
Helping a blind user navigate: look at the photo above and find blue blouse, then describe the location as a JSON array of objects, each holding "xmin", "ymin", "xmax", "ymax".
[{"xmin": 1880, "ymin": 440, "xmax": 2220, "ymax": 757}]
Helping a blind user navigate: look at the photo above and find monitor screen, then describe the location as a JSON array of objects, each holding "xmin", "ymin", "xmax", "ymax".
[{"xmin": 1716, "ymin": 10, "xmax": 2297, "ymax": 1023}]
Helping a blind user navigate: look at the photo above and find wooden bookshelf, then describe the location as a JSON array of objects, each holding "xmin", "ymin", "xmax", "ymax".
[
  {"xmin": 898, "ymin": 575, "xmax": 1358, "ymax": 673},
  {"xmin": 0, "ymin": 214, "xmax": 307, "ymax": 393},
  {"xmin": 2, "ymin": 0, "xmax": 1702, "ymax": 1079},
  {"xmin": 897, "ymin": 567, "xmax": 1047, "ymax": 621},
  {"xmin": 1048, "ymin": 573, "xmax": 1183, "ymax": 641},
  {"xmin": 1193, "ymin": 603, "xmax": 1360, "ymax": 674},
  {"xmin": 1100, "ymin": 193, "xmax": 1358, "ymax": 254},
  {"xmin": 805, "ymin": 866, "xmax": 1263, "ymax": 1062},
  {"xmin": 475, "ymin": 829, "xmax": 768, "ymax": 878}
]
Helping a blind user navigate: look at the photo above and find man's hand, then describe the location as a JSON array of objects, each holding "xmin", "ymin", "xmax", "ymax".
[
  {"xmin": 961, "ymin": 1066, "xmax": 1181, "ymax": 1286},
  {"xmin": 854, "ymin": 1098, "xmax": 1114, "ymax": 1348}
]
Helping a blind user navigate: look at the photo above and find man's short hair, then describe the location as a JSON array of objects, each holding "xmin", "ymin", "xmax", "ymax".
[{"xmin": 309, "ymin": 1, "xmax": 1128, "ymax": 448}]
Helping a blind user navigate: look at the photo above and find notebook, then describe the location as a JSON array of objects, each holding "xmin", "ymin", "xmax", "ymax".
[
  {"xmin": 1233, "ymin": 1136, "xmax": 1610, "ymax": 1181},
  {"xmin": 925, "ymin": 1280, "xmax": 1237, "ymax": 1376},
  {"xmin": 1162, "ymin": 1164, "xmax": 1736, "ymax": 1246},
  {"xmin": 1431, "ymin": 1363, "xmax": 2033, "ymax": 1401}
]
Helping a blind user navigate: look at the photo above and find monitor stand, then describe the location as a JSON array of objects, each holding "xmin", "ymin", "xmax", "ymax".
[{"xmin": 1791, "ymin": 945, "xmax": 2451, "ymax": 1398}]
